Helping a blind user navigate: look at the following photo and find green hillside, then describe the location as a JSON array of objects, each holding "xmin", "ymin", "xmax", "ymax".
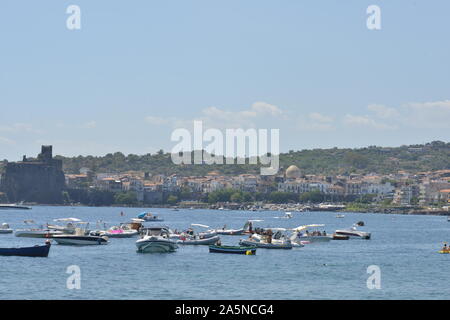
[{"xmin": 46, "ymin": 140, "xmax": 450, "ymax": 176}]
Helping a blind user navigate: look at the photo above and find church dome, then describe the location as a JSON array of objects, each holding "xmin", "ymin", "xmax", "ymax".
[{"xmin": 285, "ymin": 165, "xmax": 301, "ymax": 179}]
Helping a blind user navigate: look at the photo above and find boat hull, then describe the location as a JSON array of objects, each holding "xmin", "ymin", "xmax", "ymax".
[
  {"xmin": 53, "ymin": 235, "xmax": 108, "ymax": 245},
  {"xmin": 0, "ymin": 229, "xmax": 13, "ymax": 234},
  {"xmin": 239, "ymin": 239, "xmax": 293, "ymax": 249},
  {"xmin": 177, "ymin": 235, "xmax": 220, "ymax": 245},
  {"xmin": 0, "ymin": 243, "xmax": 50, "ymax": 257},
  {"xmin": 15, "ymin": 230, "xmax": 64, "ymax": 238},
  {"xmin": 136, "ymin": 239, "xmax": 178, "ymax": 253},
  {"xmin": 209, "ymin": 245, "xmax": 256, "ymax": 255},
  {"xmin": 298, "ymin": 235, "xmax": 332, "ymax": 243},
  {"xmin": 335, "ymin": 230, "xmax": 371, "ymax": 239},
  {"xmin": 215, "ymin": 229, "xmax": 245, "ymax": 235}
]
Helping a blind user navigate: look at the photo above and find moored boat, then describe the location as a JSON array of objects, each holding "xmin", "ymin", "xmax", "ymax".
[
  {"xmin": 239, "ymin": 238, "xmax": 293, "ymax": 249},
  {"xmin": 293, "ymin": 224, "xmax": 332, "ymax": 243},
  {"xmin": 53, "ymin": 234, "xmax": 109, "ymax": 245},
  {"xmin": 335, "ymin": 225, "xmax": 371, "ymax": 239},
  {"xmin": 0, "ymin": 241, "xmax": 51, "ymax": 257},
  {"xmin": 46, "ymin": 217, "xmax": 82, "ymax": 234},
  {"xmin": 176, "ymin": 235, "xmax": 220, "ymax": 245},
  {"xmin": 136, "ymin": 227, "xmax": 178, "ymax": 253},
  {"xmin": 0, "ymin": 204, "xmax": 31, "ymax": 210},
  {"xmin": 137, "ymin": 212, "xmax": 163, "ymax": 222},
  {"xmin": 99, "ymin": 226, "xmax": 139, "ymax": 238},
  {"xmin": 209, "ymin": 245, "xmax": 256, "ymax": 255},
  {"xmin": 331, "ymin": 233, "xmax": 349, "ymax": 240},
  {"xmin": 15, "ymin": 229, "xmax": 64, "ymax": 238},
  {"xmin": 0, "ymin": 223, "xmax": 13, "ymax": 234},
  {"xmin": 53, "ymin": 226, "xmax": 108, "ymax": 245}
]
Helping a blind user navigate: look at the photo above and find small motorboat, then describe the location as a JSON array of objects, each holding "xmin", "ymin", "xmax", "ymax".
[
  {"xmin": 439, "ymin": 250, "xmax": 450, "ymax": 254},
  {"xmin": 335, "ymin": 225, "xmax": 371, "ymax": 239},
  {"xmin": 0, "ymin": 223, "xmax": 13, "ymax": 234},
  {"xmin": 99, "ymin": 225, "xmax": 139, "ymax": 238},
  {"xmin": 0, "ymin": 203, "xmax": 31, "ymax": 210},
  {"xmin": 214, "ymin": 223, "xmax": 246, "ymax": 235},
  {"xmin": 176, "ymin": 235, "xmax": 220, "ymax": 245},
  {"xmin": 331, "ymin": 233, "xmax": 349, "ymax": 240},
  {"xmin": 189, "ymin": 224, "xmax": 218, "ymax": 239},
  {"xmin": 274, "ymin": 212, "xmax": 293, "ymax": 219},
  {"xmin": 335, "ymin": 214, "xmax": 345, "ymax": 218},
  {"xmin": 53, "ymin": 234, "xmax": 109, "ymax": 245},
  {"xmin": 137, "ymin": 212, "xmax": 163, "ymax": 222},
  {"xmin": 15, "ymin": 220, "xmax": 65, "ymax": 238},
  {"xmin": 46, "ymin": 217, "xmax": 82, "ymax": 234},
  {"xmin": 53, "ymin": 227, "xmax": 108, "ymax": 245},
  {"xmin": 128, "ymin": 219, "xmax": 145, "ymax": 230},
  {"xmin": 136, "ymin": 227, "xmax": 178, "ymax": 253},
  {"xmin": 294, "ymin": 224, "xmax": 332, "ymax": 243},
  {"xmin": 209, "ymin": 245, "xmax": 257, "ymax": 255},
  {"xmin": 0, "ymin": 241, "xmax": 51, "ymax": 257},
  {"xmin": 239, "ymin": 238, "xmax": 293, "ymax": 249},
  {"xmin": 239, "ymin": 230, "xmax": 293, "ymax": 249}
]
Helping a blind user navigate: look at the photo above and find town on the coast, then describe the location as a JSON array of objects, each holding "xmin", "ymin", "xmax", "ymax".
[{"xmin": 1, "ymin": 144, "xmax": 450, "ymax": 215}]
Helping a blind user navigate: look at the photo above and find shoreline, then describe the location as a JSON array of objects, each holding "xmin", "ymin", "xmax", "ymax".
[{"xmin": 5, "ymin": 202, "xmax": 449, "ymax": 217}]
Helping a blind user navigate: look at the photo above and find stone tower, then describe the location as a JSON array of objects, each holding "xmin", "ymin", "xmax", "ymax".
[{"xmin": 0, "ymin": 146, "xmax": 65, "ymax": 204}]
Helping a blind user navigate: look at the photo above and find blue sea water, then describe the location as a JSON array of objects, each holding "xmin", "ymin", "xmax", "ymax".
[{"xmin": 0, "ymin": 206, "xmax": 449, "ymax": 300}]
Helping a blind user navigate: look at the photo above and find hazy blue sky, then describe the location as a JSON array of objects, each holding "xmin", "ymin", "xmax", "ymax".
[{"xmin": 1, "ymin": 1, "xmax": 449, "ymax": 160}]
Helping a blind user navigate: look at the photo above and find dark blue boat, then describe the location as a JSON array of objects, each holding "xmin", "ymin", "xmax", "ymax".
[
  {"xmin": 209, "ymin": 245, "xmax": 257, "ymax": 255},
  {"xmin": 0, "ymin": 241, "xmax": 51, "ymax": 257}
]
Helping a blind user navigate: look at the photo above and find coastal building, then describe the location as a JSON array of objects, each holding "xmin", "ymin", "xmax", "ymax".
[{"xmin": 65, "ymin": 174, "xmax": 89, "ymax": 189}]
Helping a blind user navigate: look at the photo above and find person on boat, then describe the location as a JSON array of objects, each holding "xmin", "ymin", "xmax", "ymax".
[
  {"xmin": 215, "ymin": 239, "xmax": 222, "ymax": 246},
  {"xmin": 323, "ymin": 230, "xmax": 327, "ymax": 236},
  {"xmin": 266, "ymin": 229, "xmax": 273, "ymax": 244},
  {"xmin": 248, "ymin": 221, "xmax": 253, "ymax": 233},
  {"xmin": 443, "ymin": 243, "xmax": 448, "ymax": 252}
]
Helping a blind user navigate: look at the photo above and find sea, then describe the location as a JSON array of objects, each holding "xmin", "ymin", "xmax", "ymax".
[{"xmin": 0, "ymin": 206, "xmax": 449, "ymax": 300}]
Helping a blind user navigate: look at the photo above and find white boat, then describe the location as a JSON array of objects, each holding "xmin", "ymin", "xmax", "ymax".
[
  {"xmin": 46, "ymin": 217, "xmax": 82, "ymax": 234},
  {"xmin": 190, "ymin": 224, "xmax": 218, "ymax": 239},
  {"xmin": 239, "ymin": 232, "xmax": 293, "ymax": 249},
  {"xmin": 98, "ymin": 225, "xmax": 138, "ymax": 238},
  {"xmin": 53, "ymin": 234, "xmax": 109, "ymax": 245},
  {"xmin": 214, "ymin": 222, "xmax": 246, "ymax": 235},
  {"xmin": 239, "ymin": 238, "xmax": 293, "ymax": 249},
  {"xmin": 137, "ymin": 212, "xmax": 163, "ymax": 222},
  {"xmin": 274, "ymin": 212, "xmax": 293, "ymax": 219},
  {"xmin": 336, "ymin": 214, "xmax": 345, "ymax": 218},
  {"xmin": 15, "ymin": 220, "xmax": 64, "ymax": 238},
  {"xmin": 293, "ymin": 224, "xmax": 332, "ymax": 243},
  {"xmin": 335, "ymin": 226, "xmax": 371, "ymax": 239},
  {"xmin": 53, "ymin": 227, "xmax": 108, "ymax": 245},
  {"xmin": 136, "ymin": 227, "xmax": 178, "ymax": 253},
  {"xmin": 0, "ymin": 223, "xmax": 13, "ymax": 234},
  {"xmin": 0, "ymin": 203, "xmax": 31, "ymax": 210},
  {"xmin": 176, "ymin": 235, "xmax": 220, "ymax": 245}
]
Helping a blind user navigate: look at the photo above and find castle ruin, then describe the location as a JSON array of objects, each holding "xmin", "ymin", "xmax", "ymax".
[{"xmin": 0, "ymin": 146, "xmax": 66, "ymax": 204}]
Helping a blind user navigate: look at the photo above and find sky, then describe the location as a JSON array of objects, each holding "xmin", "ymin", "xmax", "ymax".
[{"xmin": 1, "ymin": 1, "xmax": 450, "ymax": 161}]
